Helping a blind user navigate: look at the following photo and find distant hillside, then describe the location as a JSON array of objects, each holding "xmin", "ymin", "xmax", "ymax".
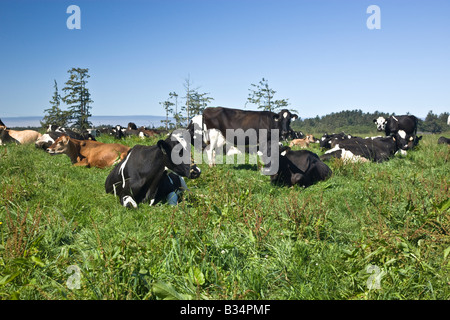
[{"xmin": 292, "ymin": 109, "xmax": 449, "ymax": 135}]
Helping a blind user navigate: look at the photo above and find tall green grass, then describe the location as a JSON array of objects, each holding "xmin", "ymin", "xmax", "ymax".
[{"xmin": 0, "ymin": 133, "xmax": 449, "ymax": 300}]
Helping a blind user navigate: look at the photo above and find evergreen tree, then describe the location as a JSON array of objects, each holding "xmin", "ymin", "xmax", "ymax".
[
  {"xmin": 41, "ymin": 80, "xmax": 71, "ymax": 128},
  {"xmin": 62, "ymin": 68, "xmax": 93, "ymax": 131},
  {"xmin": 181, "ymin": 76, "xmax": 214, "ymax": 125},
  {"xmin": 246, "ymin": 78, "xmax": 289, "ymax": 112},
  {"xmin": 160, "ymin": 99, "xmax": 174, "ymax": 130},
  {"xmin": 169, "ymin": 92, "xmax": 182, "ymax": 128}
]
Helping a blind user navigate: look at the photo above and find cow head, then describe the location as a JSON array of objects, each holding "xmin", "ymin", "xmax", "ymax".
[
  {"xmin": 113, "ymin": 125, "xmax": 125, "ymax": 139},
  {"xmin": 158, "ymin": 138, "xmax": 201, "ymax": 179},
  {"xmin": 46, "ymin": 134, "xmax": 70, "ymax": 154},
  {"xmin": 373, "ymin": 117, "xmax": 387, "ymax": 131},
  {"xmin": 274, "ymin": 109, "xmax": 298, "ymax": 140},
  {"xmin": 395, "ymin": 130, "xmax": 421, "ymax": 151}
]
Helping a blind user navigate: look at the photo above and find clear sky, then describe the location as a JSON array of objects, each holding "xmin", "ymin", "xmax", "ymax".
[{"xmin": 0, "ymin": 0, "xmax": 449, "ymax": 119}]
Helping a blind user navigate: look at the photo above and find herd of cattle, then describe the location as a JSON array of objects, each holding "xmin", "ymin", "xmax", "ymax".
[{"xmin": 1, "ymin": 108, "xmax": 449, "ymax": 208}]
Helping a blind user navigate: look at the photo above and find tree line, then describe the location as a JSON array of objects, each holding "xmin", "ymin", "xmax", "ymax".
[
  {"xmin": 291, "ymin": 110, "xmax": 450, "ymax": 134},
  {"xmin": 42, "ymin": 70, "xmax": 448, "ymax": 134}
]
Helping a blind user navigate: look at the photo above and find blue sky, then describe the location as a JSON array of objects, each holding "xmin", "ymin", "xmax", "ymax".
[{"xmin": 0, "ymin": 0, "xmax": 449, "ymax": 119}]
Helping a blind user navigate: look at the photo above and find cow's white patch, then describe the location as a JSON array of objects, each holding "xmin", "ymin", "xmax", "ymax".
[
  {"xmin": 226, "ymin": 146, "xmax": 242, "ymax": 156},
  {"xmin": 283, "ymin": 112, "xmax": 288, "ymax": 119},
  {"xmin": 123, "ymin": 196, "xmax": 137, "ymax": 208},
  {"xmin": 139, "ymin": 132, "xmax": 145, "ymax": 139},
  {"xmin": 118, "ymin": 150, "xmax": 133, "ymax": 188},
  {"xmin": 281, "ymin": 150, "xmax": 287, "ymax": 156},
  {"xmin": 149, "ymin": 199, "xmax": 155, "ymax": 206},
  {"xmin": 392, "ymin": 116, "xmax": 398, "ymax": 122},
  {"xmin": 398, "ymin": 130, "xmax": 406, "ymax": 139}
]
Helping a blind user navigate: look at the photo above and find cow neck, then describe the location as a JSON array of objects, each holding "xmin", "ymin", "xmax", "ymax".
[{"xmin": 68, "ymin": 139, "xmax": 84, "ymax": 164}]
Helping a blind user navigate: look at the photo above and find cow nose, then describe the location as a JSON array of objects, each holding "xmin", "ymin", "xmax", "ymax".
[{"xmin": 189, "ymin": 165, "xmax": 201, "ymax": 179}]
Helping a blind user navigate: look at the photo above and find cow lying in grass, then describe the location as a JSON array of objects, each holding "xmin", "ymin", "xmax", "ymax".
[
  {"xmin": 105, "ymin": 137, "xmax": 201, "ymax": 208},
  {"xmin": 0, "ymin": 125, "xmax": 42, "ymax": 145},
  {"xmin": 320, "ymin": 131, "xmax": 416, "ymax": 163},
  {"xmin": 46, "ymin": 134, "xmax": 130, "ymax": 169},
  {"xmin": 289, "ymin": 134, "xmax": 316, "ymax": 148},
  {"xmin": 271, "ymin": 147, "xmax": 332, "ymax": 188}
]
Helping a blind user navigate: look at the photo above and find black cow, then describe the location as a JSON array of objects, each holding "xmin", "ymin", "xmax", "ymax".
[
  {"xmin": 320, "ymin": 131, "xmax": 414, "ymax": 163},
  {"xmin": 438, "ymin": 136, "xmax": 450, "ymax": 145},
  {"xmin": 105, "ymin": 137, "xmax": 201, "ymax": 208},
  {"xmin": 187, "ymin": 107, "xmax": 298, "ymax": 168},
  {"xmin": 271, "ymin": 147, "xmax": 332, "ymax": 188},
  {"xmin": 373, "ymin": 115, "xmax": 418, "ymax": 137},
  {"xmin": 0, "ymin": 119, "xmax": 5, "ymax": 127}
]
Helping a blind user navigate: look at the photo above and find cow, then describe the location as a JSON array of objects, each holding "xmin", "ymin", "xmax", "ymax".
[
  {"xmin": 289, "ymin": 134, "xmax": 315, "ymax": 148},
  {"xmin": 35, "ymin": 132, "xmax": 64, "ymax": 149},
  {"xmin": 373, "ymin": 115, "xmax": 418, "ymax": 137},
  {"xmin": 46, "ymin": 135, "xmax": 130, "ymax": 169},
  {"xmin": 320, "ymin": 131, "xmax": 414, "ymax": 163},
  {"xmin": 0, "ymin": 119, "xmax": 5, "ymax": 127},
  {"xmin": 270, "ymin": 147, "xmax": 332, "ymax": 188},
  {"xmin": 112, "ymin": 125, "xmax": 143, "ymax": 139},
  {"xmin": 105, "ymin": 136, "xmax": 201, "ymax": 208},
  {"xmin": 187, "ymin": 107, "xmax": 298, "ymax": 169},
  {"xmin": 0, "ymin": 125, "xmax": 42, "ymax": 145},
  {"xmin": 438, "ymin": 136, "xmax": 450, "ymax": 145},
  {"xmin": 47, "ymin": 125, "xmax": 96, "ymax": 141},
  {"xmin": 37, "ymin": 127, "xmax": 98, "ymax": 150},
  {"xmin": 319, "ymin": 132, "xmax": 353, "ymax": 149},
  {"xmin": 286, "ymin": 130, "xmax": 305, "ymax": 140}
]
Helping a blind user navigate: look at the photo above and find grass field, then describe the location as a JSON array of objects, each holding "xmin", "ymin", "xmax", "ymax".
[{"xmin": 0, "ymin": 131, "xmax": 449, "ymax": 300}]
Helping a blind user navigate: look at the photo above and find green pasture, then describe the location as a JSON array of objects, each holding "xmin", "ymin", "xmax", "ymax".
[{"xmin": 0, "ymin": 132, "xmax": 449, "ymax": 300}]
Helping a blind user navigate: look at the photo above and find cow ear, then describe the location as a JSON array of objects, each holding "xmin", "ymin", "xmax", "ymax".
[
  {"xmin": 273, "ymin": 114, "xmax": 280, "ymax": 122},
  {"xmin": 157, "ymin": 140, "xmax": 171, "ymax": 155},
  {"xmin": 291, "ymin": 114, "xmax": 298, "ymax": 120},
  {"xmin": 295, "ymin": 155, "xmax": 310, "ymax": 172},
  {"xmin": 373, "ymin": 119, "xmax": 377, "ymax": 123}
]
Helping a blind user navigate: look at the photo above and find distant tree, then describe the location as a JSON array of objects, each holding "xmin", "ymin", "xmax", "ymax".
[
  {"xmin": 169, "ymin": 91, "xmax": 182, "ymax": 128},
  {"xmin": 62, "ymin": 68, "xmax": 93, "ymax": 131},
  {"xmin": 160, "ymin": 99, "xmax": 174, "ymax": 130},
  {"xmin": 246, "ymin": 77, "xmax": 289, "ymax": 112},
  {"xmin": 189, "ymin": 91, "xmax": 214, "ymax": 118},
  {"xmin": 41, "ymin": 80, "xmax": 71, "ymax": 128},
  {"xmin": 181, "ymin": 76, "xmax": 214, "ymax": 125}
]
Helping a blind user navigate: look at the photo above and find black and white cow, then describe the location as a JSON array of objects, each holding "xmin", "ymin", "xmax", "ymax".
[
  {"xmin": 187, "ymin": 107, "xmax": 298, "ymax": 168},
  {"xmin": 320, "ymin": 131, "xmax": 415, "ymax": 163},
  {"xmin": 35, "ymin": 132, "xmax": 64, "ymax": 149},
  {"xmin": 105, "ymin": 136, "xmax": 201, "ymax": 208},
  {"xmin": 373, "ymin": 115, "xmax": 418, "ymax": 138},
  {"xmin": 112, "ymin": 125, "xmax": 143, "ymax": 139},
  {"xmin": 271, "ymin": 147, "xmax": 332, "ymax": 188},
  {"xmin": 47, "ymin": 125, "xmax": 96, "ymax": 141},
  {"xmin": 319, "ymin": 132, "xmax": 353, "ymax": 149}
]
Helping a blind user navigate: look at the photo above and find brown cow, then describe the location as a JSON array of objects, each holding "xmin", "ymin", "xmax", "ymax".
[
  {"xmin": 46, "ymin": 134, "xmax": 130, "ymax": 168},
  {"xmin": 289, "ymin": 134, "xmax": 315, "ymax": 148},
  {"xmin": 0, "ymin": 125, "xmax": 42, "ymax": 145}
]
